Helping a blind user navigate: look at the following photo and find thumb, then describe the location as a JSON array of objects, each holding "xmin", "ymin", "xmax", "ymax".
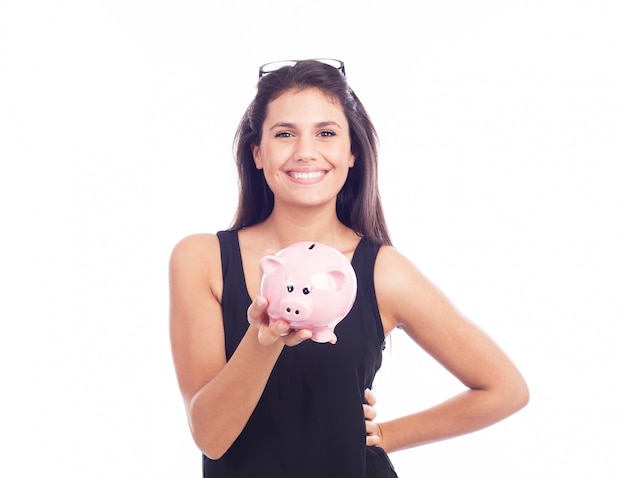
[{"xmin": 248, "ymin": 296, "xmax": 268, "ymax": 326}]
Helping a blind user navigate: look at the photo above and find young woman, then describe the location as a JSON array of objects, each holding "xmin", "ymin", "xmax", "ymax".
[{"xmin": 169, "ymin": 59, "xmax": 529, "ymax": 477}]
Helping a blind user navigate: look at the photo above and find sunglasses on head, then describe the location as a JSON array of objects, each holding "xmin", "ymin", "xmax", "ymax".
[{"xmin": 258, "ymin": 58, "xmax": 346, "ymax": 79}]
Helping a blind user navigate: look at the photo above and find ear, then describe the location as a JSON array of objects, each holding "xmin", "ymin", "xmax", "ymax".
[
  {"xmin": 326, "ymin": 268, "xmax": 350, "ymax": 290},
  {"xmin": 251, "ymin": 143, "xmax": 263, "ymax": 170},
  {"xmin": 260, "ymin": 254, "xmax": 284, "ymax": 276},
  {"xmin": 348, "ymin": 150, "xmax": 356, "ymax": 168}
]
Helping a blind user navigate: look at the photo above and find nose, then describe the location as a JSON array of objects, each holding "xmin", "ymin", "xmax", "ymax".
[{"xmin": 293, "ymin": 136, "xmax": 317, "ymax": 162}]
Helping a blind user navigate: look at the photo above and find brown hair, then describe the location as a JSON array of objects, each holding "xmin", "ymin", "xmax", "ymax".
[{"xmin": 231, "ymin": 60, "xmax": 391, "ymax": 246}]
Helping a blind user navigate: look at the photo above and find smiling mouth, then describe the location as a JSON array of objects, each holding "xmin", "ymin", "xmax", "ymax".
[{"xmin": 288, "ymin": 171, "xmax": 326, "ymax": 180}]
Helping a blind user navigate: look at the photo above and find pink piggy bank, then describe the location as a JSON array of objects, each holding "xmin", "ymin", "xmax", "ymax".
[{"xmin": 259, "ymin": 242, "xmax": 357, "ymax": 344}]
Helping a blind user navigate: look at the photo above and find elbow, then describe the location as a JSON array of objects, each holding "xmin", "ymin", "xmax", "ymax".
[
  {"xmin": 188, "ymin": 404, "xmax": 233, "ymax": 460},
  {"xmin": 192, "ymin": 432, "xmax": 229, "ymax": 461},
  {"xmin": 505, "ymin": 371, "xmax": 530, "ymax": 415},
  {"xmin": 516, "ymin": 377, "xmax": 530, "ymax": 410}
]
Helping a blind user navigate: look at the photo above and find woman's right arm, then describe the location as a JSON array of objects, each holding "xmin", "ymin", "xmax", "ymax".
[{"xmin": 169, "ymin": 234, "xmax": 309, "ymax": 459}]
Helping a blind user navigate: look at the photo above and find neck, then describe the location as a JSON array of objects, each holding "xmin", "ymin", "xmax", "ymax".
[{"xmin": 258, "ymin": 204, "xmax": 354, "ymax": 249}]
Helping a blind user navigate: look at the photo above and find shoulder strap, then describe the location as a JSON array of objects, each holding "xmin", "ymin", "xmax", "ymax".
[
  {"xmin": 350, "ymin": 238, "xmax": 385, "ymax": 345},
  {"xmin": 216, "ymin": 229, "xmax": 251, "ymax": 360}
]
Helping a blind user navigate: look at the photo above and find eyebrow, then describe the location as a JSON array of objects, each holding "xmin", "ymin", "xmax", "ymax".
[{"xmin": 269, "ymin": 121, "xmax": 343, "ymax": 131}]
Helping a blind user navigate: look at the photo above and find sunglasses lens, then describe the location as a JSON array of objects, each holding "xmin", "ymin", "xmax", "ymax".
[
  {"xmin": 317, "ymin": 59, "xmax": 344, "ymax": 70},
  {"xmin": 259, "ymin": 60, "xmax": 297, "ymax": 76}
]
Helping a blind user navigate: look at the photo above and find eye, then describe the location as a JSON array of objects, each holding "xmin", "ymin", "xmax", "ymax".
[
  {"xmin": 275, "ymin": 131, "xmax": 294, "ymax": 138},
  {"xmin": 302, "ymin": 285, "xmax": 312, "ymax": 295},
  {"xmin": 286, "ymin": 281, "xmax": 294, "ymax": 293},
  {"xmin": 319, "ymin": 130, "xmax": 336, "ymax": 138}
]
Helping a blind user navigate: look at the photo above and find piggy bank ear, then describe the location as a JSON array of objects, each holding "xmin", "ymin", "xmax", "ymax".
[
  {"xmin": 260, "ymin": 255, "xmax": 285, "ymax": 275},
  {"xmin": 326, "ymin": 268, "xmax": 351, "ymax": 291}
]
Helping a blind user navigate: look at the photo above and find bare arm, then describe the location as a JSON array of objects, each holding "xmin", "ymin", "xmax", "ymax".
[
  {"xmin": 168, "ymin": 235, "xmax": 310, "ymax": 459},
  {"xmin": 374, "ymin": 246, "xmax": 529, "ymax": 453}
]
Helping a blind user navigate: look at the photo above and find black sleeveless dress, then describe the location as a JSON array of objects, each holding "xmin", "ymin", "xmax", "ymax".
[{"xmin": 203, "ymin": 230, "xmax": 398, "ymax": 477}]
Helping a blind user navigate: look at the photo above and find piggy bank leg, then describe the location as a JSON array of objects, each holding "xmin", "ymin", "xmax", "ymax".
[{"xmin": 311, "ymin": 327, "xmax": 337, "ymax": 344}]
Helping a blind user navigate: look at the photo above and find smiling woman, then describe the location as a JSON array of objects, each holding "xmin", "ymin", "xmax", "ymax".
[
  {"xmin": 231, "ymin": 60, "xmax": 387, "ymax": 242},
  {"xmin": 168, "ymin": 59, "xmax": 528, "ymax": 478}
]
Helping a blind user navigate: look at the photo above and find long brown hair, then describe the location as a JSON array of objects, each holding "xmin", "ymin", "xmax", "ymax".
[{"xmin": 231, "ymin": 60, "xmax": 391, "ymax": 246}]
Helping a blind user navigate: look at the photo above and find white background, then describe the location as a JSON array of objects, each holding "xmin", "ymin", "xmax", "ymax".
[{"xmin": 1, "ymin": 1, "xmax": 624, "ymax": 476}]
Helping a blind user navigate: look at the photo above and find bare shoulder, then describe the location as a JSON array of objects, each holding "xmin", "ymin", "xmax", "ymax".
[
  {"xmin": 374, "ymin": 245, "xmax": 424, "ymax": 333},
  {"xmin": 374, "ymin": 245, "xmax": 429, "ymax": 297},
  {"xmin": 374, "ymin": 245, "xmax": 449, "ymax": 333},
  {"xmin": 170, "ymin": 232, "xmax": 220, "ymax": 260},
  {"xmin": 375, "ymin": 244, "xmax": 417, "ymax": 272},
  {"xmin": 169, "ymin": 233, "xmax": 223, "ymax": 301}
]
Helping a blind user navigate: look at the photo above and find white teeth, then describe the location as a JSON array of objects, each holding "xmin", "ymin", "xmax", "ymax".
[{"xmin": 291, "ymin": 171, "xmax": 324, "ymax": 180}]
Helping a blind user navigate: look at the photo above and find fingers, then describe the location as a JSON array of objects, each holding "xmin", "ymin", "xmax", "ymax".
[
  {"xmin": 258, "ymin": 319, "xmax": 312, "ymax": 347},
  {"xmin": 248, "ymin": 296, "xmax": 281, "ymax": 346},
  {"xmin": 247, "ymin": 296, "xmax": 268, "ymax": 328},
  {"xmin": 257, "ymin": 319, "xmax": 286, "ymax": 347},
  {"xmin": 365, "ymin": 421, "xmax": 382, "ymax": 447},
  {"xmin": 363, "ymin": 403, "xmax": 377, "ymax": 422},
  {"xmin": 248, "ymin": 296, "xmax": 313, "ymax": 347},
  {"xmin": 281, "ymin": 328, "xmax": 313, "ymax": 347},
  {"xmin": 364, "ymin": 388, "xmax": 381, "ymax": 447},
  {"xmin": 260, "ymin": 323, "xmax": 312, "ymax": 347},
  {"xmin": 364, "ymin": 388, "xmax": 377, "ymax": 407}
]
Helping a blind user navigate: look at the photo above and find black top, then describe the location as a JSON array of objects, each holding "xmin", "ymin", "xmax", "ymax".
[{"xmin": 203, "ymin": 229, "xmax": 398, "ymax": 477}]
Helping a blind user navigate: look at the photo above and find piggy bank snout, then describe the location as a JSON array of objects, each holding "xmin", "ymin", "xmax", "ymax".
[{"xmin": 277, "ymin": 295, "xmax": 312, "ymax": 321}]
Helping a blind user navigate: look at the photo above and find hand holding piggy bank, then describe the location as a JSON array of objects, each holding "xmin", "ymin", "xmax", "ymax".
[{"xmin": 259, "ymin": 242, "xmax": 358, "ymax": 344}]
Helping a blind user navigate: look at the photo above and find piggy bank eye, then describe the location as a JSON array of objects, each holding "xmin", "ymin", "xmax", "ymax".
[
  {"xmin": 302, "ymin": 285, "xmax": 312, "ymax": 295},
  {"xmin": 286, "ymin": 281, "xmax": 295, "ymax": 293}
]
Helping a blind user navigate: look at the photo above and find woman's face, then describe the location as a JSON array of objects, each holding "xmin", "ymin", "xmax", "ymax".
[{"xmin": 252, "ymin": 87, "xmax": 355, "ymax": 211}]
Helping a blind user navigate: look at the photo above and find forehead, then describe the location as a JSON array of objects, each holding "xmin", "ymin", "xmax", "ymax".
[{"xmin": 265, "ymin": 88, "xmax": 347, "ymax": 124}]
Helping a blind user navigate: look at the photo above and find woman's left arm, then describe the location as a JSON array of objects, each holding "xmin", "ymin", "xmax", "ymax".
[{"xmin": 374, "ymin": 246, "xmax": 529, "ymax": 453}]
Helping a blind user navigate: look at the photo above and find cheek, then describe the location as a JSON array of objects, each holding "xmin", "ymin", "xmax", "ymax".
[{"xmin": 339, "ymin": 149, "xmax": 355, "ymax": 170}]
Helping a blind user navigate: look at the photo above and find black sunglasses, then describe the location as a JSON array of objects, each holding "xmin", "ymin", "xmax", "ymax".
[{"xmin": 258, "ymin": 58, "xmax": 346, "ymax": 79}]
